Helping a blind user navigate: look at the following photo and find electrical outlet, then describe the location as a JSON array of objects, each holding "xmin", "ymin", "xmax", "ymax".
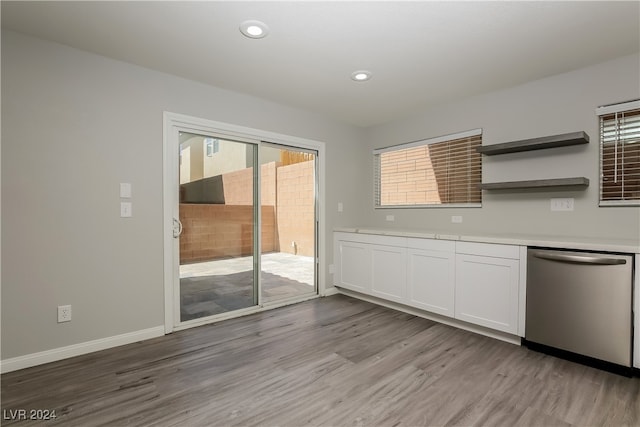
[
  {"xmin": 451, "ymin": 215, "xmax": 463, "ymax": 223},
  {"xmin": 386, "ymin": 215, "xmax": 395, "ymax": 221},
  {"xmin": 329, "ymin": 264, "xmax": 335, "ymax": 274},
  {"xmin": 550, "ymin": 198, "xmax": 574, "ymax": 211},
  {"xmin": 58, "ymin": 305, "xmax": 72, "ymax": 323}
]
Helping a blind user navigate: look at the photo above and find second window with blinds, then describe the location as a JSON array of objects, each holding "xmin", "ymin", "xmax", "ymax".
[
  {"xmin": 374, "ymin": 129, "xmax": 482, "ymax": 208},
  {"xmin": 597, "ymin": 99, "xmax": 640, "ymax": 206}
]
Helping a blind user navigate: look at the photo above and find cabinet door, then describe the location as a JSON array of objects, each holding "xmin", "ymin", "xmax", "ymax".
[
  {"xmin": 371, "ymin": 245, "xmax": 407, "ymax": 303},
  {"xmin": 407, "ymin": 249, "xmax": 455, "ymax": 317},
  {"xmin": 455, "ymin": 254, "xmax": 519, "ymax": 334},
  {"xmin": 336, "ymin": 240, "xmax": 372, "ymax": 293}
]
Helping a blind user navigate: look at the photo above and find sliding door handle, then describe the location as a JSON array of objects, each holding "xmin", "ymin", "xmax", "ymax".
[{"xmin": 173, "ymin": 218, "xmax": 183, "ymax": 238}]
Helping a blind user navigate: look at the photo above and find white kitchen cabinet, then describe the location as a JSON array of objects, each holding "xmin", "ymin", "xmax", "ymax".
[
  {"xmin": 334, "ymin": 232, "xmax": 406, "ymax": 295},
  {"xmin": 406, "ymin": 239, "xmax": 455, "ymax": 317},
  {"xmin": 335, "ymin": 239, "xmax": 372, "ymax": 293},
  {"xmin": 333, "ymin": 230, "xmax": 638, "ymax": 347},
  {"xmin": 455, "ymin": 253, "xmax": 520, "ymax": 334},
  {"xmin": 333, "ymin": 232, "xmax": 524, "ymax": 337},
  {"xmin": 371, "ymin": 244, "xmax": 407, "ymax": 303}
]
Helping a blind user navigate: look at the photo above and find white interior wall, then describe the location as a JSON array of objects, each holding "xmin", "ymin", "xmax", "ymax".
[
  {"xmin": 363, "ymin": 53, "xmax": 640, "ymax": 240},
  {"xmin": 1, "ymin": 30, "xmax": 368, "ymax": 360},
  {"xmin": 2, "ymin": 28, "xmax": 639, "ymax": 365}
]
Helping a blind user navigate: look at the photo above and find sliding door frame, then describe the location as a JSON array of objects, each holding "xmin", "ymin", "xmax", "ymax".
[
  {"xmin": 260, "ymin": 141, "xmax": 320, "ymax": 306},
  {"xmin": 163, "ymin": 112, "xmax": 326, "ymax": 334}
]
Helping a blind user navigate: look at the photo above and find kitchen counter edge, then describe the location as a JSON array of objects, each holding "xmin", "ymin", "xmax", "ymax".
[{"xmin": 333, "ymin": 227, "xmax": 640, "ymax": 254}]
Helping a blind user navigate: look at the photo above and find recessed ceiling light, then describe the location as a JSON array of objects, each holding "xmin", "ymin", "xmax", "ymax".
[
  {"xmin": 351, "ymin": 70, "xmax": 372, "ymax": 82},
  {"xmin": 240, "ymin": 20, "xmax": 269, "ymax": 39}
]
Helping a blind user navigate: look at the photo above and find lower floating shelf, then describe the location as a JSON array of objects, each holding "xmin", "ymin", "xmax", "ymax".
[{"xmin": 480, "ymin": 177, "xmax": 589, "ymax": 190}]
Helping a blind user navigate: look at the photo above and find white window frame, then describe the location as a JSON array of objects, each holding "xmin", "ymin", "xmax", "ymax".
[
  {"xmin": 373, "ymin": 128, "xmax": 483, "ymax": 209},
  {"xmin": 596, "ymin": 99, "xmax": 640, "ymax": 207}
]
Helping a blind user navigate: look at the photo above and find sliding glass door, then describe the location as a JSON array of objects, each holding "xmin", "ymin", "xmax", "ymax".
[
  {"xmin": 177, "ymin": 132, "xmax": 258, "ymax": 322},
  {"xmin": 164, "ymin": 113, "xmax": 323, "ymax": 331},
  {"xmin": 260, "ymin": 144, "xmax": 318, "ymax": 304}
]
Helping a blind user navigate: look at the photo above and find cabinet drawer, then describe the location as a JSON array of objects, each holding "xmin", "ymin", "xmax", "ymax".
[
  {"xmin": 407, "ymin": 237, "xmax": 455, "ymax": 252},
  {"xmin": 334, "ymin": 232, "xmax": 406, "ymax": 247},
  {"xmin": 456, "ymin": 241, "xmax": 520, "ymax": 259}
]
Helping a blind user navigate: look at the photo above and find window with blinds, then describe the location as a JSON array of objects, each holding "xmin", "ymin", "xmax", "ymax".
[
  {"xmin": 374, "ymin": 129, "xmax": 482, "ymax": 207},
  {"xmin": 597, "ymin": 100, "xmax": 640, "ymax": 206}
]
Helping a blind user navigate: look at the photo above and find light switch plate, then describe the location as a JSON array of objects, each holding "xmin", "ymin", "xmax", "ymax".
[
  {"xmin": 120, "ymin": 183, "xmax": 132, "ymax": 198},
  {"xmin": 120, "ymin": 202, "xmax": 133, "ymax": 217},
  {"xmin": 338, "ymin": 202, "xmax": 343, "ymax": 212}
]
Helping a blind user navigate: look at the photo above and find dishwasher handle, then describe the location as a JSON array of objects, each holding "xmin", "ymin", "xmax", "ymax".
[{"xmin": 531, "ymin": 250, "xmax": 627, "ymax": 265}]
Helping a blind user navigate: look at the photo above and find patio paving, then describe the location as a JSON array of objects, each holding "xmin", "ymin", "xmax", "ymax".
[{"xmin": 179, "ymin": 252, "xmax": 315, "ymax": 321}]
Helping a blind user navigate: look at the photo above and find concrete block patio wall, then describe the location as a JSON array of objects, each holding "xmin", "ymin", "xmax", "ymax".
[{"xmin": 179, "ymin": 160, "xmax": 315, "ymax": 263}]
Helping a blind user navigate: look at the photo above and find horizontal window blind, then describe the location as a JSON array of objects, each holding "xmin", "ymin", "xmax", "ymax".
[
  {"xmin": 597, "ymin": 100, "xmax": 640, "ymax": 206},
  {"xmin": 374, "ymin": 130, "xmax": 482, "ymax": 207}
]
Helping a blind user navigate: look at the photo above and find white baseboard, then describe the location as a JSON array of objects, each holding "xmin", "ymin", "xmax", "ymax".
[
  {"xmin": 321, "ymin": 286, "xmax": 339, "ymax": 296},
  {"xmin": 336, "ymin": 287, "xmax": 521, "ymax": 346},
  {"xmin": 1, "ymin": 326, "xmax": 165, "ymax": 374}
]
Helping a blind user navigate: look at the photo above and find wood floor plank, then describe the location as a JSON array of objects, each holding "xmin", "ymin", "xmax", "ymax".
[{"xmin": 2, "ymin": 294, "xmax": 639, "ymax": 426}]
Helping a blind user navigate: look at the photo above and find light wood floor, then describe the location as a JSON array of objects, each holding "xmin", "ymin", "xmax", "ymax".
[{"xmin": 2, "ymin": 295, "xmax": 639, "ymax": 426}]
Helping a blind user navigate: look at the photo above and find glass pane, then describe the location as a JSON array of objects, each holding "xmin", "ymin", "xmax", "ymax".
[
  {"xmin": 260, "ymin": 145, "xmax": 317, "ymax": 303},
  {"xmin": 178, "ymin": 132, "xmax": 257, "ymax": 321},
  {"xmin": 600, "ymin": 109, "xmax": 640, "ymax": 202},
  {"xmin": 376, "ymin": 134, "xmax": 481, "ymax": 206}
]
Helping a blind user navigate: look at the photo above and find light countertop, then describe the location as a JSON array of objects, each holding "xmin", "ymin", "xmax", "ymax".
[{"xmin": 334, "ymin": 227, "xmax": 640, "ymax": 253}]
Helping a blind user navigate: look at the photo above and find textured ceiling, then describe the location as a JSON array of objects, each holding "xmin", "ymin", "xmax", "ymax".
[{"xmin": 2, "ymin": 1, "xmax": 639, "ymax": 127}]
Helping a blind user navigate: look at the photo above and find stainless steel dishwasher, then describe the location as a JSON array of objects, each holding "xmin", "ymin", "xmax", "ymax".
[{"xmin": 525, "ymin": 248, "xmax": 633, "ymax": 367}]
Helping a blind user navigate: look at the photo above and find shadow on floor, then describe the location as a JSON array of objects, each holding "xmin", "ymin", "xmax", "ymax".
[{"xmin": 180, "ymin": 271, "xmax": 314, "ymax": 321}]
